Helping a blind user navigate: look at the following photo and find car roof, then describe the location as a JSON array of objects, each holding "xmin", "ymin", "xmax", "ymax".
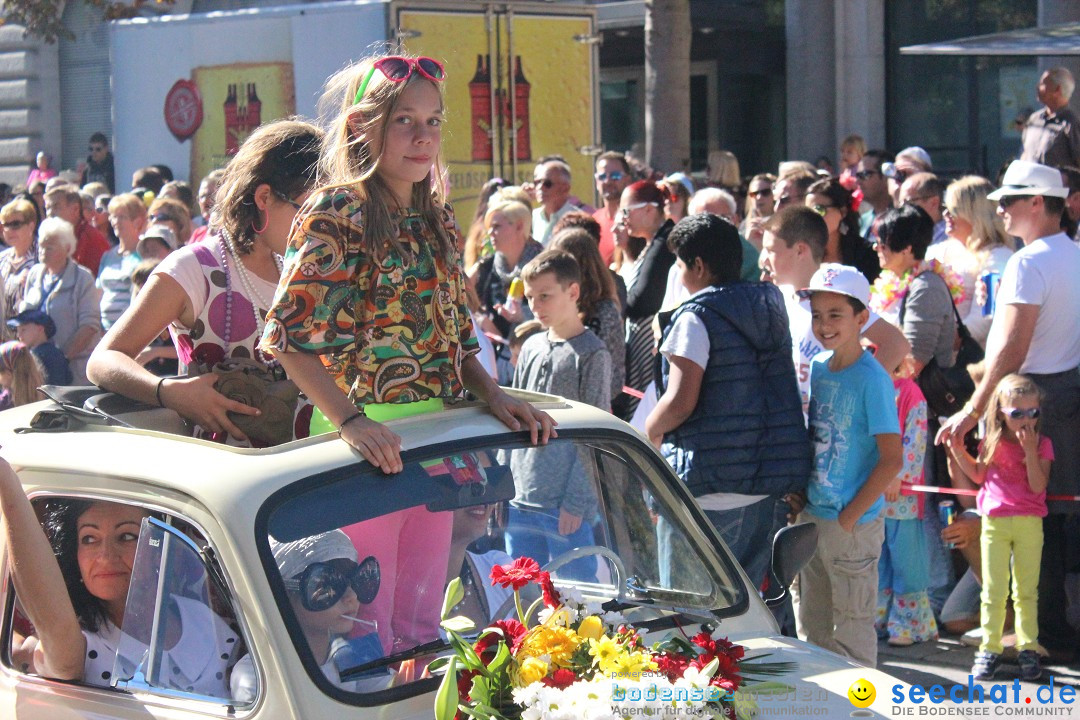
[{"xmin": 0, "ymin": 389, "xmax": 634, "ymax": 513}]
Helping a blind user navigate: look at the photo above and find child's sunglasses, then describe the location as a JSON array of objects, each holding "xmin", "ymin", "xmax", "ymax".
[
  {"xmin": 354, "ymin": 56, "xmax": 446, "ymax": 105},
  {"xmin": 283, "ymin": 556, "xmax": 381, "ymax": 611},
  {"xmin": 1001, "ymin": 407, "xmax": 1040, "ymax": 420}
]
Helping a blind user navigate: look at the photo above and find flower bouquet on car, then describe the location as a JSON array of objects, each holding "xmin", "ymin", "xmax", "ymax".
[{"xmin": 432, "ymin": 557, "xmax": 793, "ymax": 720}]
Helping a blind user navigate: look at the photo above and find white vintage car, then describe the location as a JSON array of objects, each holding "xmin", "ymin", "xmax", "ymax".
[{"xmin": 0, "ymin": 388, "xmax": 905, "ymax": 718}]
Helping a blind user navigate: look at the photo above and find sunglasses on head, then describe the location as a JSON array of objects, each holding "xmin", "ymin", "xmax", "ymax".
[
  {"xmin": 283, "ymin": 556, "xmax": 380, "ymax": 611},
  {"xmin": 595, "ymin": 171, "xmax": 624, "ymax": 182},
  {"xmin": 354, "ymin": 56, "xmax": 445, "ymax": 105},
  {"xmin": 1001, "ymin": 407, "xmax": 1040, "ymax": 420}
]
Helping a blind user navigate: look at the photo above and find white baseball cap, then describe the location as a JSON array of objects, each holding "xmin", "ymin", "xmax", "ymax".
[
  {"xmin": 987, "ymin": 160, "xmax": 1069, "ymax": 200},
  {"xmin": 797, "ymin": 263, "xmax": 871, "ymax": 307}
]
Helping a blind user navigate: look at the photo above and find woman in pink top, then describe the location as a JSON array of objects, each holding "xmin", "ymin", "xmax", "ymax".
[{"xmin": 945, "ymin": 373, "xmax": 1052, "ymax": 683}]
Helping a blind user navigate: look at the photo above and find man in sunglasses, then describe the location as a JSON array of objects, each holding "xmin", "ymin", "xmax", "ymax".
[
  {"xmin": 938, "ymin": 159, "xmax": 1080, "ymax": 664},
  {"xmin": 78, "ymin": 132, "xmax": 115, "ymax": 193},
  {"xmin": 855, "ymin": 149, "xmax": 894, "ymax": 238},
  {"xmin": 591, "ymin": 151, "xmax": 631, "ymax": 265},
  {"xmin": 531, "ymin": 159, "xmax": 575, "ymax": 247}
]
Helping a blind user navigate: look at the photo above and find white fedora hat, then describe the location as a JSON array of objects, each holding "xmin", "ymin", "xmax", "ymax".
[{"xmin": 987, "ymin": 160, "xmax": 1069, "ymax": 200}]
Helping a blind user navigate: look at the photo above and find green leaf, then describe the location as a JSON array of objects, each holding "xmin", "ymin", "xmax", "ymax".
[
  {"xmin": 441, "ymin": 615, "xmax": 478, "ymax": 634},
  {"xmin": 433, "ymin": 656, "xmax": 459, "ymax": 720},
  {"xmin": 523, "ymin": 596, "xmax": 545, "ymax": 626},
  {"xmin": 487, "ymin": 639, "xmax": 512, "ymax": 675},
  {"xmin": 700, "ymin": 656, "xmax": 719, "ymax": 679},
  {"xmin": 449, "ymin": 632, "xmax": 483, "ymax": 670},
  {"xmin": 442, "ymin": 577, "xmax": 464, "ymax": 620},
  {"xmin": 426, "ymin": 656, "xmax": 450, "ymax": 673},
  {"xmin": 469, "ymin": 674, "xmax": 492, "ymax": 705}
]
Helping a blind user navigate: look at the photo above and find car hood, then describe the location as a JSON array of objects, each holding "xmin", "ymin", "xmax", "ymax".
[{"xmin": 727, "ymin": 634, "xmax": 908, "ymax": 717}]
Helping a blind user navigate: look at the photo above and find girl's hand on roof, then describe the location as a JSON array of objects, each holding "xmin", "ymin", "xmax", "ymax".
[{"xmin": 339, "ymin": 414, "xmax": 403, "ymax": 474}]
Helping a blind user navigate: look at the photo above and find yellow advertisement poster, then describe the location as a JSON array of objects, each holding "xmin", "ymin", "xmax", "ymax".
[
  {"xmin": 189, "ymin": 63, "xmax": 297, "ymax": 188},
  {"xmin": 399, "ymin": 8, "xmax": 595, "ymax": 227}
]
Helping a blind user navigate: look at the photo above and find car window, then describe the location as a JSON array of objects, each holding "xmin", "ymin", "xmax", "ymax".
[
  {"xmin": 3, "ymin": 498, "xmax": 252, "ymax": 710},
  {"xmin": 260, "ymin": 433, "xmax": 746, "ymax": 701}
]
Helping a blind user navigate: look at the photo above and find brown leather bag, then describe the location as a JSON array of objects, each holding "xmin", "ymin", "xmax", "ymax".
[{"xmin": 210, "ymin": 358, "xmax": 299, "ymax": 445}]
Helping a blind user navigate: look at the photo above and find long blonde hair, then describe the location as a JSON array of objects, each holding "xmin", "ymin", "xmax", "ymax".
[
  {"xmin": 317, "ymin": 54, "xmax": 454, "ymax": 261},
  {"xmin": 0, "ymin": 341, "xmax": 43, "ymax": 407},
  {"xmin": 944, "ymin": 176, "xmax": 1011, "ymax": 258},
  {"xmin": 978, "ymin": 373, "xmax": 1042, "ymax": 466}
]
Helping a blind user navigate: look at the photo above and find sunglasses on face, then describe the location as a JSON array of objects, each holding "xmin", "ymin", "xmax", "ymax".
[
  {"xmin": 89, "ymin": 145, "xmax": 105, "ymax": 153},
  {"xmin": 595, "ymin": 171, "xmax": 624, "ymax": 182},
  {"xmin": 749, "ymin": 188, "xmax": 773, "ymax": 198},
  {"xmin": 1002, "ymin": 407, "xmax": 1040, "ymax": 420},
  {"xmin": 855, "ymin": 170, "xmax": 880, "ymax": 180},
  {"xmin": 1, "ymin": 220, "xmax": 27, "ymax": 230},
  {"xmin": 999, "ymin": 195, "xmax": 1033, "ymax": 210},
  {"xmin": 620, "ymin": 201, "xmax": 657, "ymax": 216},
  {"xmin": 353, "ymin": 56, "xmax": 446, "ymax": 105},
  {"xmin": 284, "ymin": 556, "xmax": 381, "ymax": 612},
  {"xmin": 534, "ymin": 179, "xmax": 555, "ymax": 189}
]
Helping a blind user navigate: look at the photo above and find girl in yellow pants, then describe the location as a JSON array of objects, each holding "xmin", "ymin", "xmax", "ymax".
[{"xmin": 945, "ymin": 374, "xmax": 1052, "ymax": 681}]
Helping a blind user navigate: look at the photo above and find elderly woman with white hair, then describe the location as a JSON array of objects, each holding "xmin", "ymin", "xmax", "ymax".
[{"xmin": 20, "ymin": 217, "xmax": 101, "ymax": 384}]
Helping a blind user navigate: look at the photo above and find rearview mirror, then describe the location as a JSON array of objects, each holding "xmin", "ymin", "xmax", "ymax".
[{"xmin": 765, "ymin": 523, "xmax": 818, "ymax": 608}]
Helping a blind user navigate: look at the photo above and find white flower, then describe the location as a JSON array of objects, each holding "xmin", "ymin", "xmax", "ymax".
[{"xmin": 600, "ymin": 610, "xmax": 626, "ymax": 626}]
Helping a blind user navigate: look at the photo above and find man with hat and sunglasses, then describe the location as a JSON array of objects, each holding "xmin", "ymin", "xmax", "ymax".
[{"xmin": 938, "ymin": 159, "xmax": 1080, "ymax": 663}]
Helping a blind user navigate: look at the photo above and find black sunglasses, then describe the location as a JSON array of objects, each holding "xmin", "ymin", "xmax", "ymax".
[
  {"xmin": 534, "ymin": 179, "xmax": 554, "ymax": 189},
  {"xmin": 855, "ymin": 170, "xmax": 880, "ymax": 180},
  {"xmin": 1002, "ymin": 407, "xmax": 1040, "ymax": 420},
  {"xmin": 998, "ymin": 195, "xmax": 1033, "ymax": 210},
  {"xmin": 1, "ymin": 220, "xmax": 27, "ymax": 230},
  {"xmin": 283, "ymin": 556, "xmax": 380, "ymax": 611}
]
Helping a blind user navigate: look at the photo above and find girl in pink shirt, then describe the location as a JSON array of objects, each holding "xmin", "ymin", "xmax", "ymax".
[{"xmin": 946, "ymin": 373, "xmax": 1052, "ymax": 682}]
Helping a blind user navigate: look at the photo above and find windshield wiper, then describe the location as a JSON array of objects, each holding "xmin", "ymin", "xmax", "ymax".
[{"xmin": 338, "ymin": 638, "xmax": 448, "ymax": 681}]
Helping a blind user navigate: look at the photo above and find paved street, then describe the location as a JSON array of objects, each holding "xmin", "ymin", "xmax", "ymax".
[{"xmin": 879, "ymin": 634, "xmax": 1080, "ymax": 699}]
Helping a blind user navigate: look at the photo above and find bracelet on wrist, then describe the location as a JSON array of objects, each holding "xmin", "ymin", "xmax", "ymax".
[
  {"xmin": 962, "ymin": 402, "xmax": 980, "ymax": 420},
  {"xmin": 155, "ymin": 377, "xmax": 168, "ymax": 408},
  {"xmin": 337, "ymin": 410, "xmax": 364, "ymax": 436}
]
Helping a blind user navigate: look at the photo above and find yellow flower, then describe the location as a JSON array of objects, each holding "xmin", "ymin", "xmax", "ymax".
[
  {"xmin": 577, "ymin": 615, "xmax": 604, "ymax": 641},
  {"xmin": 517, "ymin": 656, "xmax": 549, "ymax": 686},
  {"xmin": 610, "ymin": 651, "xmax": 658, "ymax": 678},
  {"xmin": 589, "ymin": 634, "xmax": 622, "ymax": 674},
  {"xmin": 519, "ymin": 626, "xmax": 581, "ymax": 668}
]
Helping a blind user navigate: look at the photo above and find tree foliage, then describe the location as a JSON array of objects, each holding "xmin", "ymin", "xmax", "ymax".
[{"xmin": 0, "ymin": 0, "xmax": 174, "ymax": 43}]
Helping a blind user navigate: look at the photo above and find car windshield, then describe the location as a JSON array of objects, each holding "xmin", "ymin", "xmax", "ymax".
[{"xmin": 259, "ymin": 432, "xmax": 747, "ymax": 699}]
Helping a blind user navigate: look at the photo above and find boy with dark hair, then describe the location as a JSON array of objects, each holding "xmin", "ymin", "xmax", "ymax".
[
  {"xmin": 646, "ymin": 213, "xmax": 810, "ymax": 592},
  {"xmin": 795, "ymin": 263, "xmax": 903, "ymax": 667},
  {"xmin": 506, "ymin": 250, "xmax": 611, "ymax": 579},
  {"xmin": 6, "ymin": 309, "xmax": 71, "ymax": 385}
]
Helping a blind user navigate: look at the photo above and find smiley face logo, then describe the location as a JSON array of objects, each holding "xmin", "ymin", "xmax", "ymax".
[{"xmin": 848, "ymin": 678, "xmax": 875, "ymax": 708}]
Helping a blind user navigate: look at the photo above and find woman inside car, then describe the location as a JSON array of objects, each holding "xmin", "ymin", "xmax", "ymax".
[
  {"xmin": 0, "ymin": 457, "xmax": 239, "ymax": 694},
  {"xmin": 231, "ymin": 529, "xmax": 394, "ymax": 701}
]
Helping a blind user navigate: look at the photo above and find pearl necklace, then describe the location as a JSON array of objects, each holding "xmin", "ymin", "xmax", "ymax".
[{"xmin": 217, "ymin": 229, "xmax": 283, "ymax": 362}]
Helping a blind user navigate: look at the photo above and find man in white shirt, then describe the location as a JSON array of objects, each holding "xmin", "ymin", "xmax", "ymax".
[
  {"xmin": 759, "ymin": 205, "xmax": 910, "ymax": 414},
  {"xmin": 531, "ymin": 160, "xmax": 574, "ymax": 246},
  {"xmin": 938, "ymin": 159, "xmax": 1080, "ymax": 662}
]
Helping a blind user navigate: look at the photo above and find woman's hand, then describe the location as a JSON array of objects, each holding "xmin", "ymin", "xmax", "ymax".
[
  {"xmin": 339, "ymin": 415, "xmax": 403, "ymax": 474},
  {"xmin": 487, "ymin": 388, "xmax": 557, "ymax": 445},
  {"xmin": 160, "ymin": 375, "xmax": 260, "ymax": 441}
]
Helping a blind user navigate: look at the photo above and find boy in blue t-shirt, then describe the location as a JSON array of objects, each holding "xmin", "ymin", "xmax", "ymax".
[{"xmin": 795, "ymin": 264, "xmax": 902, "ymax": 668}]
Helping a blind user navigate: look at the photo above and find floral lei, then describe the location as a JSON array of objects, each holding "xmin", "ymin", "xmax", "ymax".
[{"xmin": 870, "ymin": 259, "xmax": 966, "ymax": 315}]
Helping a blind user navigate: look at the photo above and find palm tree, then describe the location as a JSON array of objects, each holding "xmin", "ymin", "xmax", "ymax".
[{"xmin": 645, "ymin": 0, "xmax": 691, "ymax": 173}]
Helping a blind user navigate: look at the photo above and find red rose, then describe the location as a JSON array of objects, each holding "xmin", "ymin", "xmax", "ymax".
[
  {"xmin": 490, "ymin": 557, "xmax": 542, "ymax": 591},
  {"xmin": 541, "ymin": 668, "xmax": 578, "ymax": 689},
  {"xmin": 538, "ymin": 571, "xmax": 560, "ymax": 608}
]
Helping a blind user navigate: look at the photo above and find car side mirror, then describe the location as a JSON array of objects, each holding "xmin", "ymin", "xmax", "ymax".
[{"xmin": 765, "ymin": 522, "xmax": 818, "ymax": 608}]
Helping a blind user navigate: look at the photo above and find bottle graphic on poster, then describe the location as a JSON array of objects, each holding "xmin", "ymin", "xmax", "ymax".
[
  {"xmin": 468, "ymin": 54, "xmax": 493, "ymax": 162},
  {"xmin": 224, "ymin": 83, "xmax": 240, "ymax": 155},
  {"xmin": 511, "ymin": 55, "xmax": 531, "ymax": 161},
  {"xmin": 247, "ymin": 83, "xmax": 262, "ymax": 130}
]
